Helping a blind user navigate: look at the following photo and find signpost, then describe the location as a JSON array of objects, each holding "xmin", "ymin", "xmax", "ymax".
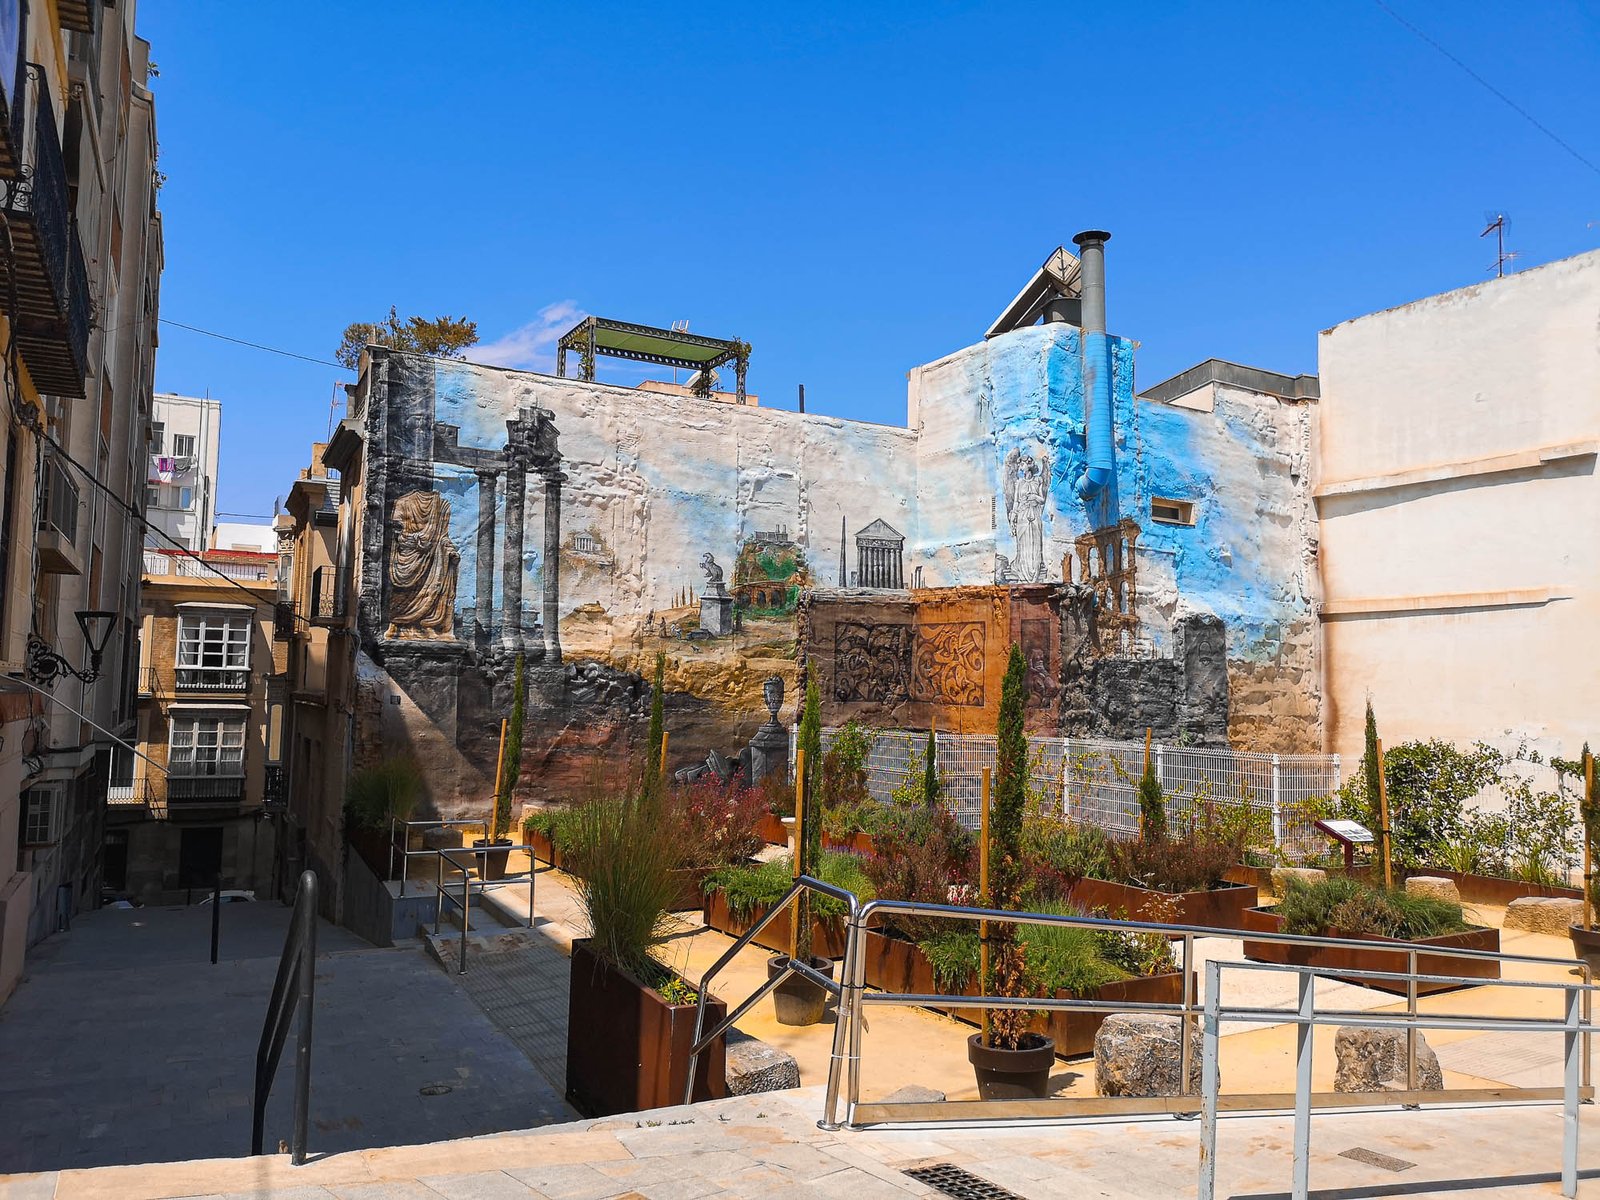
[{"xmin": 1314, "ymin": 818, "xmax": 1375, "ymax": 872}]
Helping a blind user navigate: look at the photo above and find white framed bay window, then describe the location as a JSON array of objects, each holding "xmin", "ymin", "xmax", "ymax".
[
  {"xmin": 168, "ymin": 714, "xmax": 246, "ymax": 777},
  {"xmin": 175, "ymin": 605, "xmax": 251, "ymax": 690}
]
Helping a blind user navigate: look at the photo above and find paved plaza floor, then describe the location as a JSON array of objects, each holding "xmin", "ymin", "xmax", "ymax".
[{"xmin": 0, "ymin": 901, "xmax": 572, "ymax": 1175}]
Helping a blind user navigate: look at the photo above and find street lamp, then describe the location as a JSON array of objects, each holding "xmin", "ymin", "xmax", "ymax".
[{"xmin": 26, "ymin": 610, "xmax": 118, "ymax": 687}]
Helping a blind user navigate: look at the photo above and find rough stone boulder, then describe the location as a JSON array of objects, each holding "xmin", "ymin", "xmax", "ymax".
[
  {"xmin": 1271, "ymin": 866, "xmax": 1327, "ymax": 895},
  {"xmin": 881, "ymin": 1085, "xmax": 947, "ymax": 1104},
  {"xmin": 1504, "ymin": 896, "xmax": 1585, "ymax": 937},
  {"xmin": 1404, "ymin": 875, "xmax": 1461, "ymax": 905},
  {"xmin": 1094, "ymin": 1014, "xmax": 1203, "ymax": 1098},
  {"xmin": 1333, "ymin": 1025, "xmax": 1442, "ymax": 1092},
  {"xmin": 724, "ymin": 1032, "xmax": 800, "ymax": 1095}
]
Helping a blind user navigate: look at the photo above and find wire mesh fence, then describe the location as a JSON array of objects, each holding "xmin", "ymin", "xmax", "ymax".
[{"xmin": 798, "ymin": 726, "xmax": 1342, "ymax": 861}]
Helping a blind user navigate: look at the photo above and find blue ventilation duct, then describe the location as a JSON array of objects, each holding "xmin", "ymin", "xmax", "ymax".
[{"xmin": 1073, "ymin": 230, "xmax": 1114, "ymax": 500}]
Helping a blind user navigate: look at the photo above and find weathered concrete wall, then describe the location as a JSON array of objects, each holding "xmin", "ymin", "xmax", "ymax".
[{"xmin": 1317, "ymin": 249, "xmax": 1600, "ymax": 761}]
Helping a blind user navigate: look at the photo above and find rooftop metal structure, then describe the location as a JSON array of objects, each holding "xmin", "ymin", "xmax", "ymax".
[
  {"xmin": 556, "ymin": 316, "xmax": 751, "ymax": 404},
  {"xmin": 985, "ymin": 246, "xmax": 1084, "ymax": 339}
]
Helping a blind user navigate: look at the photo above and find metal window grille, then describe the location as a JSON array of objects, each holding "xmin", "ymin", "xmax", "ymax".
[{"xmin": 804, "ymin": 726, "xmax": 1341, "ymax": 861}]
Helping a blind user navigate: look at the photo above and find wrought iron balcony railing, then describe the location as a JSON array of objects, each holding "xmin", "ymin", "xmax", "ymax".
[
  {"xmin": 174, "ymin": 666, "xmax": 251, "ymax": 692},
  {"xmin": 4, "ymin": 65, "xmax": 90, "ymax": 397},
  {"xmin": 166, "ymin": 775, "xmax": 247, "ymax": 807}
]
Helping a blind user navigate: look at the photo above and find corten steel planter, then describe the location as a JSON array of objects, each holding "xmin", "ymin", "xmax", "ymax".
[
  {"xmin": 768, "ymin": 953, "xmax": 836, "ymax": 1025},
  {"xmin": 668, "ymin": 867, "xmax": 712, "ymax": 913},
  {"xmin": 1066, "ymin": 878, "xmax": 1259, "ymax": 931},
  {"xmin": 824, "ymin": 832, "xmax": 876, "ymax": 856},
  {"xmin": 565, "ymin": 939, "xmax": 727, "ymax": 1118},
  {"xmin": 860, "ymin": 928, "xmax": 1186, "ymax": 1058},
  {"xmin": 967, "ymin": 1032, "xmax": 1055, "ymax": 1100},
  {"xmin": 700, "ymin": 889, "xmax": 848, "ymax": 958},
  {"xmin": 525, "ymin": 829, "xmax": 557, "ymax": 867},
  {"xmin": 1241, "ymin": 907, "xmax": 1501, "ymax": 995},
  {"xmin": 1404, "ymin": 867, "xmax": 1580, "ymax": 907},
  {"xmin": 474, "ymin": 837, "xmax": 512, "ymax": 881},
  {"xmin": 348, "ymin": 825, "xmax": 405, "ymax": 879},
  {"xmin": 755, "ymin": 813, "xmax": 789, "ymax": 846},
  {"xmin": 1569, "ymin": 925, "xmax": 1600, "ymax": 981}
]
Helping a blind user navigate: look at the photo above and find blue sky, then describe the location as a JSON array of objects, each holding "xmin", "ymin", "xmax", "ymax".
[{"xmin": 137, "ymin": 1, "xmax": 1600, "ymax": 521}]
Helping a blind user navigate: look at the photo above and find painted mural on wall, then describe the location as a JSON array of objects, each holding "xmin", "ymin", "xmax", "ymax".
[{"xmin": 351, "ymin": 311, "xmax": 1323, "ymax": 813}]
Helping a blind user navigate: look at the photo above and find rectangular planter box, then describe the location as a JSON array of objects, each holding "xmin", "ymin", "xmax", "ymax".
[
  {"xmin": 565, "ymin": 939, "xmax": 727, "ymax": 1117},
  {"xmin": 1403, "ymin": 867, "xmax": 1580, "ymax": 908},
  {"xmin": 524, "ymin": 829, "xmax": 557, "ymax": 867},
  {"xmin": 701, "ymin": 889, "xmax": 847, "ymax": 959},
  {"xmin": 858, "ymin": 929, "xmax": 1186, "ymax": 1058},
  {"xmin": 824, "ymin": 832, "xmax": 876, "ymax": 856},
  {"xmin": 755, "ymin": 813, "xmax": 789, "ymax": 846},
  {"xmin": 1241, "ymin": 907, "xmax": 1501, "ymax": 995},
  {"xmin": 1067, "ymin": 878, "xmax": 1259, "ymax": 932}
]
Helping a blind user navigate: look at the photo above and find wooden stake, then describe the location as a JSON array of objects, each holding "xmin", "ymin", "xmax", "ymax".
[
  {"xmin": 1586, "ymin": 750, "xmax": 1595, "ymax": 933},
  {"xmin": 1376, "ymin": 737, "xmax": 1393, "ymax": 890},
  {"xmin": 790, "ymin": 748, "xmax": 805, "ymax": 962},
  {"xmin": 491, "ymin": 718, "xmax": 508, "ymax": 838},
  {"xmin": 979, "ymin": 766, "xmax": 991, "ymax": 1046},
  {"xmin": 659, "ymin": 729, "xmax": 670, "ymax": 778}
]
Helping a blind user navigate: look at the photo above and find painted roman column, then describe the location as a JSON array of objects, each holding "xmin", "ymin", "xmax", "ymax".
[
  {"xmin": 540, "ymin": 470, "xmax": 564, "ymax": 663},
  {"xmin": 474, "ymin": 469, "xmax": 498, "ymax": 646},
  {"xmin": 501, "ymin": 457, "xmax": 526, "ymax": 653}
]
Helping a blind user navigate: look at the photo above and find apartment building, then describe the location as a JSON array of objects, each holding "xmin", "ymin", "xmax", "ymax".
[
  {"xmin": 109, "ymin": 545, "xmax": 279, "ymax": 903},
  {"xmin": 0, "ymin": 0, "xmax": 164, "ymax": 1000},
  {"xmin": 146, "ymin": 391, "xmax": 219, "ymax": 552},
  {"xmin": 273, "ymin": 427, "xmax": 362, "ymax": 912}
]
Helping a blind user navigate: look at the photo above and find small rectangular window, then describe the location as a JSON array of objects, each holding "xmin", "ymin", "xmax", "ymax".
[
  {"xmin": 22, "ymin": 788, "xmax": 59, "ymax": 845},
  {"xmin": 145, "ymin": 485, "xmax": 159, "ymax": 511},
  {"xmin": 178, "ymin": 486, "xmax": 194, "ymax": 511},
  {"xmin": 173, "ymin": 434, "xmax": 195, "ymax": 458},
  {"xmin": 150, "ymin": 422, "xmax": 164, "ymax": 454},
  {"xmin": 1151, "ymin": 497, "xmax": 1196, "ymax": 526}
]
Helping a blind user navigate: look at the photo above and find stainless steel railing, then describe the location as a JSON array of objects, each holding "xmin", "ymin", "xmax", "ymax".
[
  {"xmin": 391, "ymin": 820, "xmax": 537, "ymax": 975},
  {"xmin": 252, "ymin": 870, "xmax": 317, "ymax": 1164}
]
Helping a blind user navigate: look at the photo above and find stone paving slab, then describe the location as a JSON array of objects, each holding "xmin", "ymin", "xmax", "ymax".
[
  {"xmin": 0, "ymin": 904, "xmax": 570, "ymax": 1176},
  {"xmin": 12, "ymin": 1086, "xmax": 1600, "ymax": 1198}
]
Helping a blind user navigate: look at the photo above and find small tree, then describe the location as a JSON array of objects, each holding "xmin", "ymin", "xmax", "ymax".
[
  {"xmin": 641, "ymin": 653, "xmax": 666, "ymax": 798},
  {"xmin": 336, "ymin": 306, "xmax": 479, "ymax": 370},
  {"xmin": 1582, "ymin": 742, "xmax": 1598, "ymax": 928},
  {"xmin": 922, "ymin": 727, "xmax": 940, "ymax": 809},
  {"xmin": 794, "ymin": 676, "xmax": 823, "ymax": 963},
  {"xmin": 1137, "ymin": 757, "xmax": 1166, "ymax": 841},
  {"xmin": 1363, "ymin": 698, "xmax": 1382, "ymax": 818},
  {"xmin": 492, "ymin": 655, "xmax": 525, "ymax": 841},
  {"xmin": 986, "ymin": 644, "xmax": 1032, "ymax": 1050}
]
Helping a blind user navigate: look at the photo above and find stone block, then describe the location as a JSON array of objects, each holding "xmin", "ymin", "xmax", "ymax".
[
  {"xmin": 1271, "ymin": 866, "xmax": 1326, "ymax": 894},
  {"xmin": 1404, "ymin": 875, "xmax": 1461, "ymax": 905},
  {"xmin": 1094, "ymin": 1014, "xmax": 1202, "ymax": 1098},
  {"xmin": 1333, "ymin": 1025, "xmax": 1441, "ymax": 1092},
  {"xmin": 700, "ymin": 594, "xmax": 734, "ymax": 637},
  {"xmin": 881, "ymin": 1084, "xmax": 947, "ymax": 1104},
  {"xmin": 725, "ymin": 1033, "xmax": 800, "ymax": 1096},
  {"xmin": 1503, "ymin": 896, "xmax": 1585, "ymax": 937}
]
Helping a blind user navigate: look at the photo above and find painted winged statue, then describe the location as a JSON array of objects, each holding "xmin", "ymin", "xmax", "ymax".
[{"xmin": 1002, "ymin": 448, "xmax": 1050, "ymax": 583}]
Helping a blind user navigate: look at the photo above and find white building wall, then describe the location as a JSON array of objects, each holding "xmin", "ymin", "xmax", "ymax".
[
  {"xmin": 1316, "ymin": 249, "xmax": 1600, "ymax": 761},
  {"xmin": 148, "ymin": 393, "xmax": 221, "ymax": 551}
]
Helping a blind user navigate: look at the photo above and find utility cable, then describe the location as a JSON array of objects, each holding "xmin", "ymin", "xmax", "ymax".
[
  {"xmin": 1374, "ymin": 0, "xmax": 1600, "ymax": 179},
  {"xmin": 158, "ymin": 318, "xmax": 353, "ymax": 371}
]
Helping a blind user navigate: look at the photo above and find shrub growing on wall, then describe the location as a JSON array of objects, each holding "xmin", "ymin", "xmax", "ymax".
[{"xmin": 985, "ymin": 644, "xmax": 1032, "ymax": 1051}]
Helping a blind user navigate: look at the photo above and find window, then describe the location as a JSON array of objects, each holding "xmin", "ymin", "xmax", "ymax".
[
  {"xmin": 150, "ymin": 421, "xmax": 164, "ymax": 454},
  {"xmin": 21, "ymin": 788, "xmax": 60, "ymax": 846},
  {"xmin": 1150, "ymin": 497, "xmax": 1196, "ymax": 527},
  {"xmin": 178, "ymin": 486, "xmax": 194, "ymax": 511},
  {"xmin": 145, "ymin": 485, "xmax": 159, "ymax": 511},
  {"xmin": 176, "ymin": 612, "xmax": 250, "ymax": 689},
  {"xmin": 173, "ymin": 433, "xmax": 195, "ymax": 459},
  {"xmin": 168, "ymin": 715, "xmax": 246, "ymax": 777}
]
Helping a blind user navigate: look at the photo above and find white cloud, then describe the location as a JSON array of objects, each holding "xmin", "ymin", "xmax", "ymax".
[{"xmin": 468, "ymin": 301, "xmax": 584, "ymax": 372}]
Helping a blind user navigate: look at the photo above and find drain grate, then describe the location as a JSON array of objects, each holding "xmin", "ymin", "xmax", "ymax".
[
  {"xmin": 902, "ymin": 1163, "xmax": 1025, "ymax": 1199},
  {"xmin": 1339, "ymin": 1147, "xmax": 1416, "ymax": 1173}
]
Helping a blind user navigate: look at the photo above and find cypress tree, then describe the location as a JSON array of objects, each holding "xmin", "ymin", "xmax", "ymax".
[
  {"xmin": 794, "ymin": 676, "xmax": 823, "ymax": 963},
  {"xmin": 922, "ymin": 727, "xmax": 939, "ymax": 807},
  {"xmin": 986, "ymin": 644, "xmax": 1031, "ymax": 1050},
  {"xmin": 493, "ymin": 654, "xmax": 525, "ymax": 840},
  {"xmin": 1363, "ymin": 697, "xmax": 1382, "ymax": 824},
  {"xmin": 642, "ymin": 653, "xmax": 665, "ymax": 798}
]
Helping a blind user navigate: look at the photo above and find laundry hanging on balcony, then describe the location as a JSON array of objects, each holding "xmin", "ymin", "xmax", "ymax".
[{"xmin": 153, "ymin": 456, "xmax": 175, "ymax": 482}]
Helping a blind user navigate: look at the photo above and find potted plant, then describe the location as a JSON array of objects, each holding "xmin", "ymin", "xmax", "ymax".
[
  {"xmin": 476, "ymin": 654, "xmax": 524, "ymax": 880},
  {"xmin": 969, "ymin": 644, "xmax": 1056, "ymax": 1099},
  {"xmin": 563, "ymin": 792, "xmax": 727, "ymax": 1117},
  {"xmin": 1571, "ymin": 745, "xmax": 1600, "ymax": 974},
  {"xmin": 343, "ymin": 757, "xmax": 423, "ymax": 875},
  {"xmin": 1243, "ymin": 875, "xmax": 1499, "ymax": 994},
  {"xmin": 769, "ymin": 676, "xmax": 836, "ymax": 1025}
]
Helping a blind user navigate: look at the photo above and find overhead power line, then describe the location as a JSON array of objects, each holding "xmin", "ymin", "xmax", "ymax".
[
  {"xmin": 1374, "ymin": 0, "xmax": 1600, "ymax": 179},
  {"xmin": 159, "ymin": 318, "xmax": 352, "ymax": 371}
]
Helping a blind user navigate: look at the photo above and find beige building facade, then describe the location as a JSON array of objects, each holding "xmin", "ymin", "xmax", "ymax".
[{"xmin": 1316, "ymin": 249, "xmax": 1600, "ymax": 762}]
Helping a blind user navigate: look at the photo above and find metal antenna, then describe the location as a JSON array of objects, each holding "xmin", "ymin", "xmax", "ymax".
[
  {"xmin": 670, "ymin": 320, "xmax": 689, "ymax": 384},
  {"xmin": 1481, "ymin": 213, "xmax": 1518, "ymax": 277}
]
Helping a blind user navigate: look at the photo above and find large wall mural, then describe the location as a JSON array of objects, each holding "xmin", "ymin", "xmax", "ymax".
[{"xmin": 350, "ymin": 316, "xmax": 1321, "ymax": 815}]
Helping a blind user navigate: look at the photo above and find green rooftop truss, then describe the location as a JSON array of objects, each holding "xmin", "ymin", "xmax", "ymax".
[{"xmin": 555, "ymin": 316, "xmax": 750, "ymax": 404}]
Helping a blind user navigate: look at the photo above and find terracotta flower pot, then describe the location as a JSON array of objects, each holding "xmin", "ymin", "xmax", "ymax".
[
  {"xmin": 1570, "ymin": 925, "xmax": 1600, "ymax": 981},
  {"xmin": 768, "ymin": 953, "xmax": 835, "ymax": 1026},
  {"xmin": 474, "ymin": 837, "xmax": 512, "ymax": 881},
  {"xmin": 967, "ymin": 1031, "xmax": 1055, "ymax": 1100}
]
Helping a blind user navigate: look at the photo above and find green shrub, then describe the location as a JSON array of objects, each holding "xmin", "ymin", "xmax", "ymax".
[
  {"xmin": 492, "ymin": 655, "xmax": 525, "ymax": 841},
  {"xmin": 1019, "ymin": 902, "xmax": 1128, "ymax": 995},
  {"xmin": 565, "ymin": 794, "xmax": 684, "ymax": 989},
  {"xmin": 919, "ymin": 928, "xmax": 980, "ymax": 992},
  {"xmin": 1110, "ymin": 826, "xmax": 1241, "ymax": 893},
  {"xmin": 344, "ymin": 758, "xmax": 423, "ymax": 835},
  {"xmin": 1277, "ymin": 876, "xmax": 1469, "ymax": 939},
  {"xmin": 1137, "ymin": 756, "xmax": 1166, "ymax": 840},
  {"xmin": 705, "ymin": 851, "xmax": 875, "ymax": 922}
]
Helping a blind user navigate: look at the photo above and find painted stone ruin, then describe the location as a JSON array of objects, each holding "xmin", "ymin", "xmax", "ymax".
[{"xmin": 354, "ymin": 309, "xmax": 1319, "ymax": 814}]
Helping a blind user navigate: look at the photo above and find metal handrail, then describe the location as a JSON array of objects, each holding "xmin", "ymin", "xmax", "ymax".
[
  {"xmin": 252, "ymin": 870, "xmax": 317, "ymax": 1164},
  {"xmin": 389, "ymin": 818, "xmax": 488, "ymax": 893},
  {"xmin": 399, "ymin": 840, "xmax": 537, "ymax": 975},
  {"xmin": 682, "ymin": 873, "xmax": 858, "ymax": 1105},
  {"xmin": 813, "ymin": 892, "xmax": 1595, "ymax": 1139},
  {"xmin": 1196, "ymin": 958, "xmax": 1596, "ymax": 1200}
]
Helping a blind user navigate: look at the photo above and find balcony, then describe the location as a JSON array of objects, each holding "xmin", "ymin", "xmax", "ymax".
[
  {"xmin": 56, "ymin": 0, "xmax": 94, "ymax": 34},
  {"xmin": 5, "ymin": 65, "xmax": 91, "ymax": 397},
  {"xmin": 35, "ymin": 455, "xmax": 82, "ymax": 574},
  {"xmin": 174, "ymin": 666, "xmax": 250, "ymax": 693},
  {"xmin": 106, "ymin": 779, "xmax": 164, "ymax": 819},
  {"xmin": 136, "ymin": 665, "xmax": 158, "ymax": 696},
  {"xmin": 166, "ymin": 775, "xmax": 247, "ymax": 811},
  {"xmin": 309, "ymin": 565, "xmax": 345, "ymax": 626}
]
